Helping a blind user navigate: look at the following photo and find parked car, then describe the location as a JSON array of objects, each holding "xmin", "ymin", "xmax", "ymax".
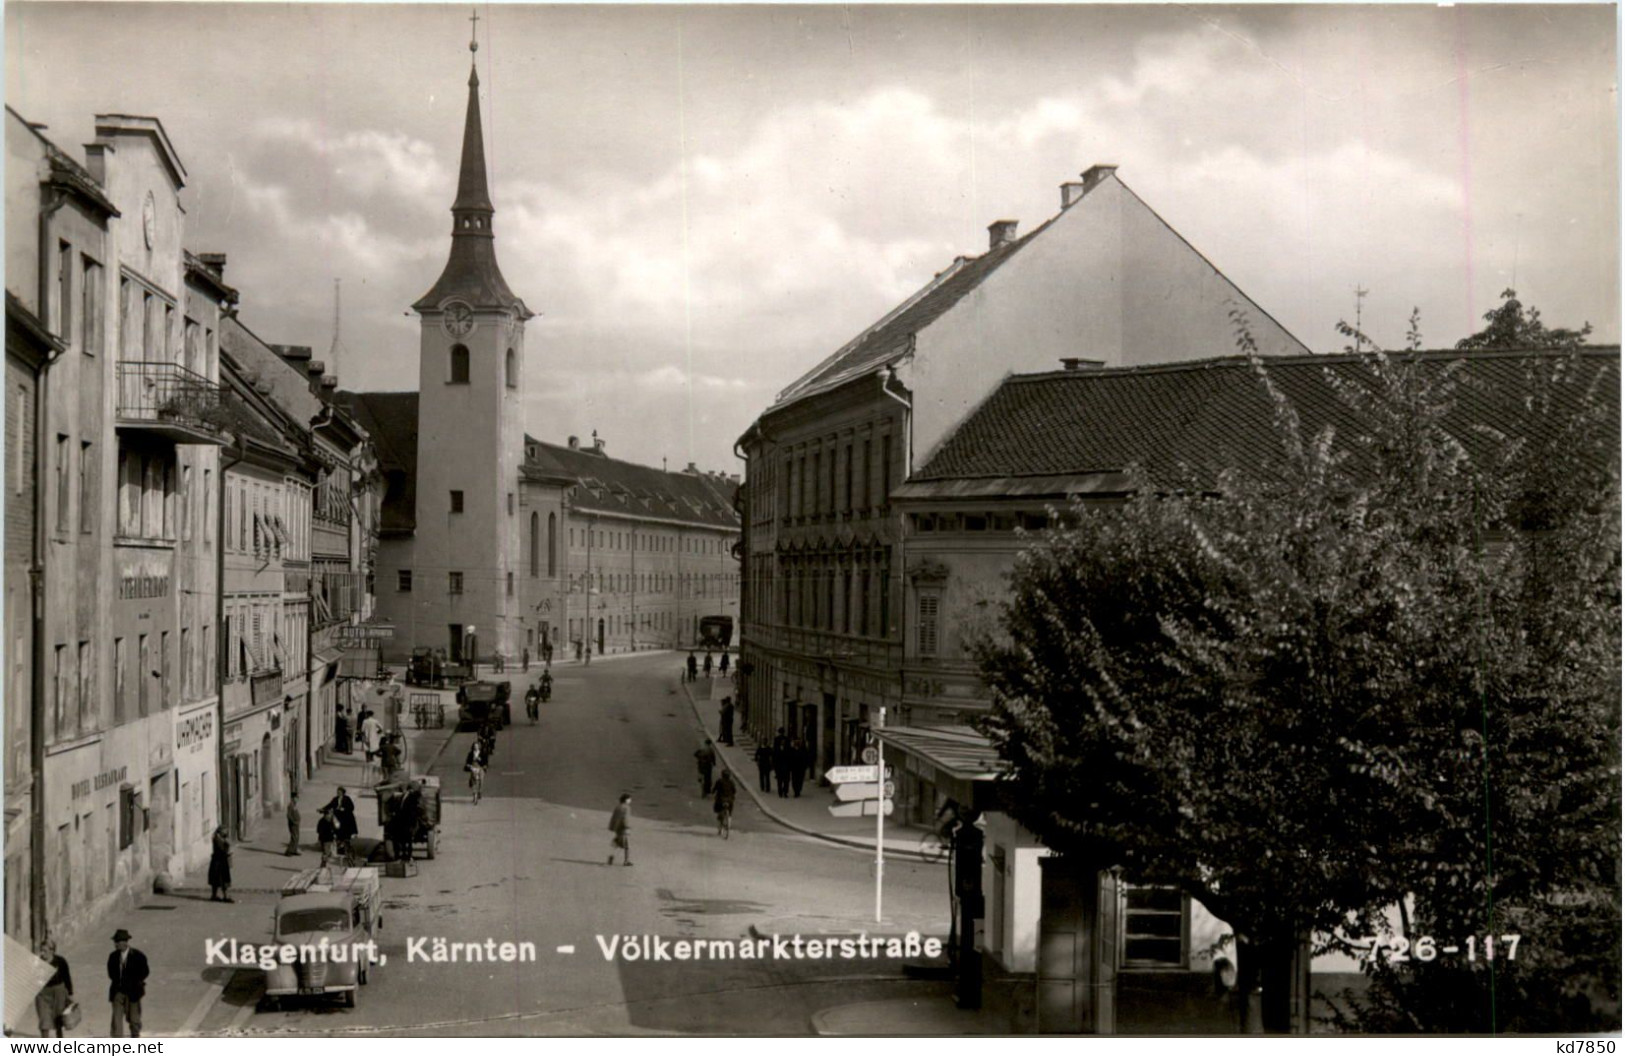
[{"xmin": 262, "ymin": 867, "xmax": 382, "ymax": 1009}]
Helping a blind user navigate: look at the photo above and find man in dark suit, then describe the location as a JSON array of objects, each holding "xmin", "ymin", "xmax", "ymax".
[{"xmin": 106, "ymin": 929, "xmax": 149, "ymax": 1037}]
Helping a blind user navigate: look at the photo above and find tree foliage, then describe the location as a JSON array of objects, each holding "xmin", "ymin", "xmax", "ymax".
[
  {"xmin": 973, "ymin": 316, "xmax": 1619, "ymax": 1032},
  {"xmin": 1456, "ymin": 288, "xmax": 1594, "ymax": 351}
]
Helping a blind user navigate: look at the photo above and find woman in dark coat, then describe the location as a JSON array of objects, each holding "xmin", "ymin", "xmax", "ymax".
[
  {"xmin": 335, "ymin": 707, "xmax": 352, "ymax": 754},
  {"xmin": 208, "ymin": 827, "xmax": 233, "ymax": 902},
  {"xmin": 34, "ymin": 938, "xmax": 73, "ymax": 1037}
]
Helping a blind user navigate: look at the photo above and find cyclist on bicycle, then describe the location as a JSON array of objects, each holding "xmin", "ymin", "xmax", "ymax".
[
  {"xmin": 539, "ymin": 671, "xmax": 552, "ymax": 703},
  {"xmin": 713, "ymin": 769, "xmax": 737, "ymax": 839},
  {"xmin": 525, "ymin": 685, "xmax": 540, "ymax": 723}
]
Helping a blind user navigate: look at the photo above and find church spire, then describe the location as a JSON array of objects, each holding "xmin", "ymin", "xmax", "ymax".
[{"xmin": 414, "ymin": 9, "xmax": 529, "ymax": 317}]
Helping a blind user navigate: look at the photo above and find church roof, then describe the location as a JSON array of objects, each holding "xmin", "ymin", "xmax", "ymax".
[
  {"xmin": 333, "ymin": 391, "xmax": 419, "ymax": 535},
  {"xmin": 412, "ymin": 62, "xmax": 528, "ymax": 316}
]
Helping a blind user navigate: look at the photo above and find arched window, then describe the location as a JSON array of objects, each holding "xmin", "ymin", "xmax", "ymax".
[
  {"xmin": 529, "ymin": 512, "xmax": 539, "ymax": 577},
  {"xmin": 547, "ymin": 512, "xmax": 557, "ymax": 576},
  {"xmin": 449, "ymin": 344, "xmax": 470, "ymax": 384},
  {"xmin": 505, "ymin": 348, "xmax": 517, "ymax": 389}
]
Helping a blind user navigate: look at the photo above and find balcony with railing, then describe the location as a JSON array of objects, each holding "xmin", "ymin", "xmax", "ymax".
[{"xmin": 116, "ymin": 361, "xmax": 229, "ymax": 444}]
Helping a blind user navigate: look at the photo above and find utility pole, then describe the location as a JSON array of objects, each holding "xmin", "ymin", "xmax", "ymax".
[
  {"xmin": 1353, "ymin": 285, "xmax": 1370, "ymax": 352},
  {"xmin": 875, "ymin": 706, "xmax": 886, "ymax": 923}
]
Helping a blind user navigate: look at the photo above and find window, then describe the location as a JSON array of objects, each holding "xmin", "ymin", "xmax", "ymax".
[
  {"xmin": 179, "ymin": 627, "xmax": 190, "ymax": 701},
  {"xmin": 450, "ymin": 490, "xmax": 464, "ymax": 514},
  {"xmin": 76, "ymin": 641, "xmax": 90, "ymax": 734},
  {"xmin": 844, "ymin": 444, "xmax": 853, "ymax": 511},
  {"xmin": 829, "ymin": 445, "xmax": 838, "ymax": 514},
  {"xmin": 548, "ymin": 513, "xmax": 557, "ymax": 577},
  {"xmin": 180, "ymin": 463, "xmax": 192, "ymax": 541},
  {"xmin": 55, "ymin": 434, "xmax": 70, "ymax": 532},
  {"xmin": 398, "ymin": 569, "xmax": 413, "ymax": 593},
  {"xmin": 1123, "ymin": 887, "xmax": 1188, "ymax": 968},
  {"xmin": 507, "ymin": 571, "xmax": 514, "ymax": 597},
  {"xmin": 204, "ymin": 470, "xmax": 213, "ymax": 544},
  {"xmin": 160, "ymin": 630, "xmax": 170, "ymax": 709},
  {"xmin": 880, "ymin": 435, "xmax": 892, "ymax": 510},
  {"xmin": 113, "ymin": 637, "xmax": 127, "ymax": 724},
  {"xmin": 202, "ymin": 624, "xmax": 213, "ymax": 695},
  {"xmin": 448, "ymin": 571, "xmax": 464, "ymax": 594},
  {"xmin": 508, "ymin": 491, "xmax": 514, "ymax": 516},
  {"xmin": 879, "ymin": 552, "xmax": 891, "ymax": 635},
  {"xmin": 917, "ymin": 594, "xmax": 940, "ymax": 657},
  {"xmin": 52, "ymin": 645, "xmax": 66, "ymax": 740},
  {"xmin": 82, "ymin": 257, "xmax": 102, "ymax": 355},
  {"xmin": 137, "ymin": 634, "xmax": 149, "ymax": 717},
  {"xmin": 505, "ymin": 348, "xmax": 517, "ymax": 388},
  {"xmin": 57, "ymin": 242, "xmax": 73, "ymax": 342},
  {"xmin": 449, "ymin": 344, "xmax": 470, "ymax": 384},
  {"xmin": 79, "ymin": 442, "xmax": 93, "ymax": 533}
]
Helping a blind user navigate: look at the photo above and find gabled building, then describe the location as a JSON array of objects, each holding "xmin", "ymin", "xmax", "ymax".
[{"xmin": 736, "ymin": 165, "xmax": 1307, "ymax": 783}]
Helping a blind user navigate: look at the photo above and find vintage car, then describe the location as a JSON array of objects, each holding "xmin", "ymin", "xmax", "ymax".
[
  {"xmin": 455, "ymin": 680, "xmax": 511, "ymax": 729},
  {"xmin": 262, "ymin": 867, "xmax": 382, "ymax": 1009}
]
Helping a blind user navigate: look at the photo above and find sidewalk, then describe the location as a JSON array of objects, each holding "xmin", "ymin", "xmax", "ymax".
[
  {"xmin": 678, "ymin": 674, "xmax": 934, "ymax": 862},
  {"xmin": 49, "ymin": 695, "xmax": 462, "ymax": 1038},
  {"xmin": 811, "ymin": 997, "xmax": 1006, "ymax": 1036}
]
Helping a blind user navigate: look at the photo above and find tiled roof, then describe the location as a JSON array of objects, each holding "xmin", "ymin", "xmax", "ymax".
[
  {"xmin": 523, "ymin": 436, "xmax": 740, "ymax": 530},
  {"xmin": 333, "ymin": 391, "xmax": 419, "ymax": 534},
  {"xmin": 773, "ymin": 217, "xmax": 1059, "ymax": 408},
  {"xmin": 914, "ymin": 348, "xmax": 1621, "ymax": 489}
]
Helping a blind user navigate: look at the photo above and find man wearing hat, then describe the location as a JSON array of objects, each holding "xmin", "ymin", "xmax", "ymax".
[{"xmin": 106, "ymin": 929, "xmax": 148, "ymax": 1037}]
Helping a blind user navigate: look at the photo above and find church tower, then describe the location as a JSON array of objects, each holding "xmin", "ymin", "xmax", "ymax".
[{"xmin": 411, "ymin": 18, "xmax": 532, "ymax": 664}]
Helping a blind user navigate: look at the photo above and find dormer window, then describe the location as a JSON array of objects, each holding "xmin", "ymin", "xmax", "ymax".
[{"xmin": 449, "ymin": 344, "xmax": 470, "ymax": 384}]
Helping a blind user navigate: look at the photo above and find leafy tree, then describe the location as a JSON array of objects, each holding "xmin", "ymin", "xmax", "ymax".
[
  {"xmin": 1456, "ymin": 288, "xmax": 1593, "ymax": 351},
  {"xmin": 974, "ymin": 319, "xmax": 1619, "ymax": 1033}
]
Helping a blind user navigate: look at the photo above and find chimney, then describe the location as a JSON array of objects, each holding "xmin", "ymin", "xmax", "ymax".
[
  {"xmin": 685, "ymin": 462, "xmax": 698, "ymax": 475},
  {"xmin": 592, "ymin": 436, "xmax": 606, "ymax": 455},
  {"xmin": 1059, "ymin": 357, "xmax": 1105, "ymax": 372},
  {"xmin": 567, "ymin": 435, "xmax": 580, "ymax": 449},
  {"xmin": 987, "ymin": 220, "xmax": 1019, "ymax": 251},
  {"xmin": 1060, "ymin": 181, "xmax": 1087, "ymax": 209},
  {"xmin": 199, "ymin": 252, "xmax": 228, "ymax": 276},
  {"xmin": 1080, "ymin": 164, "xmax": 1118, "ymax": 192},
  {"xmin": 728, "ymin": 473, "xmax": 741, "ymax": 485},
  {"xmin": 320, "ymin": 376, "xmax": 338, "ymax": 391}
]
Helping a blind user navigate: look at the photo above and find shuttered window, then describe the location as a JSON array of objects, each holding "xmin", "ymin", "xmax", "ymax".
[{"xmin": 917, "ymin": 594, "xmax": 940, "ymax": 657}]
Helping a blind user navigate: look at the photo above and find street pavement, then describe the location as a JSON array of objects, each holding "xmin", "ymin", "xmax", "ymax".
[{"xmin": 47, "ymin": 652, "xmax": 968, "ymax": 1037}]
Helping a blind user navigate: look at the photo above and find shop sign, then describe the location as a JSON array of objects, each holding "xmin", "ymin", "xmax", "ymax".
[
  {"xmin": 71, "ymin": 765, "xmax": 128, "ymax": 800},
  {"xmin": 116, "ymin": 552, "xmax": 171, "ymax": 601},
  {"xmin": 177, "ymin": 710, "xmax": 214, "ymax": 753}
]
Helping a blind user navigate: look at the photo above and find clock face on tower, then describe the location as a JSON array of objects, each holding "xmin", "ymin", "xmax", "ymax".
[{"xmin": 443, "ymin": 302, "xmax": 475, "ymax": 337}]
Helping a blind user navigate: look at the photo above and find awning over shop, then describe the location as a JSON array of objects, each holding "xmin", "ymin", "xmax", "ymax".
[
  {"xmin": 336, "ymin": 645, "xmax": 383, "ymax": 680},
  {"xmin": 311, "ymin": 648, "xmax": 342, "ymax": 685},
  {"xmin": 874, "ymin": 725, "xmax": 1008, "ymax": 810}
]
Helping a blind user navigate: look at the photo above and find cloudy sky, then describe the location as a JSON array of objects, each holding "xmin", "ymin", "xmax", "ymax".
[{"xmin": 8, "ymin": 3, "xmax": 1618, "ymax": 472}]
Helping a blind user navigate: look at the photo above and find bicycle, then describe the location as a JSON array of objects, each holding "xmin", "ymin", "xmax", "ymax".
[{"xmin": 716, "ymin": 802, "xmax": 732, "ymax": 839}]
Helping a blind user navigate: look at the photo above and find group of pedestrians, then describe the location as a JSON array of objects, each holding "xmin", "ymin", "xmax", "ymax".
[
  {"xmin": 32, "ymin": 926, "xmax": 149, "ymax": 1038},
  {"xmin": 755, "ymin": 727, "xmax": 814, "ymax": 798},
  {"xmin": 683, "ymin": 649, "xmax": 730, "ymax": 683}
]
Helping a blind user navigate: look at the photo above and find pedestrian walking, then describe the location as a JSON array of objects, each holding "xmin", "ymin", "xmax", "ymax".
[
  {"xmin": 719, "ymin": 650, "xmax": 730, "ymax": 676},
  {"xmin": 208, "ymin": 826, "xmax": 234, "ymax": 902},
  {"xmin": 607, "ymin": 793, "xmax": 633, "ymax": 866},
  {"xmin": 695, "ymin": 740, "xmax": 717, "ymax": 796},
  {"xmin": 106, "ymin": 929, "xmax": 148, "ymax": 1038},
  {"xmin": 380, "ymin": 732, "xmax": 403, "ymax": 782},
  {"xmin": 522, "ymin": 647, "xmax": 530, "ymax": 672},
  {"xmin": 285, "ymin": 794, "xmax": 301, "ymax": 856},
  {"xmin": 359, "ymin": 709, "xmax": 384, "ymax": 781},
  {"xmin": 790, "ymin": 737, "xmax": 809, "ymax": 797},
  {"xmin": 718, "ymin": 697, "xmax": 735, "ymax": 746},
  {"xmin": 335, "ymin": 706, "xmax": 352, "ymax": 754},
  {"xmin": 33, "ymin": 939, "xmax": 73, "ymax": 1038},
  {"xmin": 317, "ymin": 809, "xmax": 337, "ymax": 864},
  {"xmin": 754, "ymin": 742, "xmax": 774, "ymax": 793},
  {"xmin": 686, "ymin": 652, "xmax": 698, "ymax": 683},
  {"xmin": 773, "ymin": 727, "xmax": 792, "ymax": 798},
  {"xmin": 325, "ymin": 787, "xmax": 358, "ymax": 857},
  {"xmin": 713, "ymin": 770, "xmax": 737, "ymax": 838},
  {"xmin": 703, "ymin": 652, "xmax": 714, "ymax": 678},
  {"xmin": 544, "ymin": 640, "xmax": 553, "ymax": 666}
]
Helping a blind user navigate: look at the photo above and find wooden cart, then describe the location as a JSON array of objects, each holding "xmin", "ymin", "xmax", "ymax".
[{"xmin": 375, "ymin": 776, "xmax": 441, "ymax": 860}]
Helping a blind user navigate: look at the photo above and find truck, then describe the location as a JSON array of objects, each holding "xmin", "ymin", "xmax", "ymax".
[
  {"xmin": 698, "ymin": 615, "xmax": 734, "ymax": 650},
  {"xmin": 406, "ymin": 647, "xmax": 473, "ymax": 688},
  {"xmin": 455, "ymin": 680, "xmax": 511, "ymax": 729},
  {"xmin": 262, "ymin": 867, "xmax": 382, "ymax": 1010}
]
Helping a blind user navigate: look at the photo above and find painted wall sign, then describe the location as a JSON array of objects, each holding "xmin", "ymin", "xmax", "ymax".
[
  {"xmin": 177, "ymin": 710, "xmax": 214, "ymax": 752},
  {"xmin": 117, "ymin": 552, "xmax": 173, "ymax": 601},
  {"xmin": 71, "ymin": 765, "xmax": 128, "ymax": 800}
]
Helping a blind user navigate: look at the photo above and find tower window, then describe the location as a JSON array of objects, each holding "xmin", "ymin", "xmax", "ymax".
[
  {"xmin": 449, "ymin": 344, "xmax": 470, "ymax": 384},
  {"xmin": 505, "ymin": 348, "xmax": 517, "ymax": 389},
  {"xmin": 450, "ymin": 490, "xmax": 464, "ymax": 513},
  {"xmin": 398, "ymin": 570, "xmax": 412, "ymax": 593},
  {"xmin": 448, "ymin": 571, "xmax": 464, "ymax": 595}
]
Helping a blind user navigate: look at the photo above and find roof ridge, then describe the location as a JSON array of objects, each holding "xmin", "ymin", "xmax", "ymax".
[{"xmin": 1007, "ymin": 345, "xmax": 1624, "ymax": 384}]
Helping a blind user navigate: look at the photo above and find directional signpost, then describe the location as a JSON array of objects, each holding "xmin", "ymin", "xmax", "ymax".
[{"xmin": 826, "ymin": 709, "xmax": 892, "ymax": 922}]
